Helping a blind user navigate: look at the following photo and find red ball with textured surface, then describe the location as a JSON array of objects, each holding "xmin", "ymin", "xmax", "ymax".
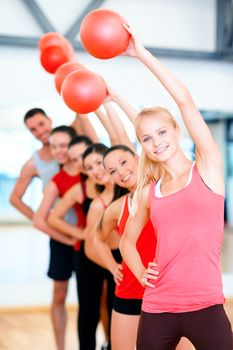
[
  {"xmin": 61, "ymin": 70, "xmax": 107, "ymax": 113},
  {"xmin": 80, "ymin": 9, "xmax": 130, "ymax": 59}
]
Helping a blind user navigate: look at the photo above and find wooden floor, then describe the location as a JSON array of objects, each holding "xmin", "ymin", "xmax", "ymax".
[
  {"xmin": 0, "ymin": 307, "xmax": 105, "ymax": 350},
  {"xmin": 0, "ymin": 300, "xmax": 233, "ymax": 350},
  {"xmin": 0, "ymin": 226, "xmax": 233, "ymax": 349}
]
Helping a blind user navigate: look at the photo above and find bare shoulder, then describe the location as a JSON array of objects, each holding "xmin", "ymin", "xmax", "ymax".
[
  {"xmin": 141, "ymin": 183, "xmax": 151, "ymax": 208},
  {"xmin": 90, "ymin": 197, "xmax": 105, "ymax": 212},
  {"xmin": 70, "ymin": 182, "xmax": 82, "ymax": 195},
  {"xmin": 20, "ymin": 157, "xmax": 38, "ymax": 177},
  {"xmin": 103, "ymin": 195, "xmax": 126, "ymax": 222},
  {"xmin": 108, "ymin": 195, "xmax": 125, "ymax": 214}
]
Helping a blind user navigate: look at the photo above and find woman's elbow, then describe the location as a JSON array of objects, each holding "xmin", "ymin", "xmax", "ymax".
[
  {"xmin": 47, "ymin": 213, "xmax": 54, "ymax": 228},
  {"xmin": 33, "ymin": 214, "xmax": 43, "ymax": 230},
  {"xmin": 178, "ymin": 89, "xmax": 193, "ymax": 108}
]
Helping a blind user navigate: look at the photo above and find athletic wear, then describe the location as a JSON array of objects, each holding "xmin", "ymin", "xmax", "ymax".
[
  {"xmin": 137, "ymin": 305, "xmax": 232, "ymax": 350},
  {"xmin": 52, "ymin": 169, "xmax": 86, "ymax": 229},
  {"xmin": 113, "ymin": 296, "xmax": 142, "ymax": 315},
  {"xmin": 76, "ymin": 190, "xmax": 118, "ymax": 350},
  {"xmin": 48, "ymin": 169, "xmax": 85, "ymax": 280},
  {"xmin": 32, "ymin": 151, "xmax": 59, "ymax": 190},
  {"xmin": 47, "ymin": 239, "xmax": 78, "ymax": 280},
  {"xmin": 143, "ymin": 164, "xmax": 225, "ymax": 313},
  {"xmin": 116, "ymin": 194, "xmax": 156, "ymax": 299}
]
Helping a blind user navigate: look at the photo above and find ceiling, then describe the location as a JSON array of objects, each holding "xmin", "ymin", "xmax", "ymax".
[{"xmin": 0, "ymin": 0, "xmax": 233, "ymax": 60}]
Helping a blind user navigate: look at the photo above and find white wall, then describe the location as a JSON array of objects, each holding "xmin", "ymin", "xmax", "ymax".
[
  {"xmin": 1, "ymin": 0, "xmax": 232, "ymax": 131},
  {"xmin": 0, "ymin": 46, "xmax": 233, "ymax": 130}
]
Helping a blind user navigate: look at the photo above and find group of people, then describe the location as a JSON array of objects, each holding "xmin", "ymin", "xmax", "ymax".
[{"xmin": 10, "ymin": 24, "xmax": 232, "ymax": 350}]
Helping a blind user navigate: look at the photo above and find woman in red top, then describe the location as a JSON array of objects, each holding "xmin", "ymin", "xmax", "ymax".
[
  {"xmin": 91, "ymin": 144, "xmax": 156, "ymax": 350},
  {"xmin": 48, "ymin": 143, "xmax": 119, "ymax": 350},
  {"xmin": 33, "ymin": 128, "xmax": 93, "ymax": 350}
]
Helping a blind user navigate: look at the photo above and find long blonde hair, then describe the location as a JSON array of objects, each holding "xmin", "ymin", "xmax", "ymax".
[{"xmin": 131, "ymin": 107, "xmax": 179, "ymax": 215}]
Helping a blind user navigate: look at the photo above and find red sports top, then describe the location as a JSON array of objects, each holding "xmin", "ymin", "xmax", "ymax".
[
  {"xmin": 52, "ymin": 169, "xmax": 86, "ymax": 250},
  {"xmin": 116, "ymin": 194, "xmax": 157, "ymax": 299}
]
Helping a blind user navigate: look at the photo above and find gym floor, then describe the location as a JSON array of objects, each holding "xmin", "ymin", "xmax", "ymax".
[{"xmin": 0, "ymin": 224, "xmax": 233, "ymax": 350}]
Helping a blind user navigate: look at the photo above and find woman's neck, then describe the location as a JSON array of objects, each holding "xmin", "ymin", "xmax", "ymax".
[
  {"xmin": 161, "ymin": 153, "xmax": 192, "ymax": 181},
  {"xmin": 62, "ymin": 161, "xmax": 80, "ymax": 176}
]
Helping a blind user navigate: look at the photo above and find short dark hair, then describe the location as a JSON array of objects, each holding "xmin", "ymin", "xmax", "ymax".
[
  {"xmin": 24, "ymin": 108, "xmax": 47, "ymax": 123},
  {"xmin": 50, "ymin": 125, "xmax": 77, "ymax": 140},
  {"xmin": 69, "ymin": 135, "xmax": 93, "ymax": 148}
]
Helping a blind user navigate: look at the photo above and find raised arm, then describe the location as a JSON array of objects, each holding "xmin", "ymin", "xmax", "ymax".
[
  {"xmin": 103, "ymin": 101, "xmax": 135, "ymax": 151},
  {"xmin": 47, "ymin": 183, "xmax": 86, "ymax": 240},
  {"xmin": 10, "ymin": 158, "xmax": 38, "ymax": 220},
  {"xmin": 71, "ymin": 113, "xmax": 99, "ymax": 142},
  {"xmin": 94, "ymin": 107, "xmax": 118, "ymax": 145},
  {"xmin": 107, "ymin": 87, "xmax": 138, "ymax": 125},
  {"xmin": 33, "ymin": 181, "xmax": 76, "ymax": 245},
  {"xmin": 123, "ymin": 24, "xmax": 223, "ymax": 193}
]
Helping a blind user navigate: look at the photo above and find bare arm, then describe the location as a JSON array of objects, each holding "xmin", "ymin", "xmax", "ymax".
[
  {"xmin": 103, "ymin": 102, "xmax": 135, "ymax": 151},
  {"xmin": 94, "ymin": 107, "xmax": 118, "ymax": 146},
  {"xmin": 84, "ymin": 198, "xmax": 109, "ymax": 263},
  {"xmin": 123, "ymin": 24, "xmax": 223, "ymax": 194},
  {"xmin": 48, "ymin": 183, "xmax": 86, "ymax": 240},
  {"xmin": 33, "ymin": 181, "xmax": 76, "ymax": 245},
  {"xmin": 107, "ymin": 88, "xmax": 138, "ymax": 126},
  {"xmin": 10, "ymin": 158, "xmax": 38, "ymax": 220},
  {"xmin": 72, "ymin": 113, "xmax": 99, "ymax": 142},
  {"xmin": 93, "ymin": 198, "xmax": 124, "ymax": 284}
]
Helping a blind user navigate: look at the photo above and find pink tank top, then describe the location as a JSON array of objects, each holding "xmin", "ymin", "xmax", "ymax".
[{"xmin": 142, "ymin": 164, "xmax": 225, "ymax": 313}]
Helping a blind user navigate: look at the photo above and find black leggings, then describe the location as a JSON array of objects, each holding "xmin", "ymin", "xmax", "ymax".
[
  {"xmin": 137, "ymin": 305, "xmax": 233, "ymax": 350},
  {"xmin": 76, "ymin": 245, "xmax": 120, "ymax": 350}
]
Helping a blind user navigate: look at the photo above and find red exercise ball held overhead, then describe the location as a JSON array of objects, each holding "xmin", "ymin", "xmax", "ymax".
[
  {"xmin": 38, "ymin": 32, "xmax": 70, "ymax": 52},
  {"xmin": 54, "ymin": 61, "xmax": 85, "ymax": 94},
  {"xmin": 80, "ymin": 9, "xmax": 130, "ymax": 59},
  {"xmin": 40, "ymin": 46, "xmax": 71, "ymax": 74},
  {"xmin": 61, "ymin": 70, "xmax": 107, "ymax": 114}
]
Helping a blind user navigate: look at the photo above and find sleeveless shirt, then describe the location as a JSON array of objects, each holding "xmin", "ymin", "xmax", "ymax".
[
  {"xmin": 52, "ymin": 169, "xmax": 86, "ymax": 251},
  {"xmin": 116, "ymin": 194, "xmax": 156, "ymax": 299},
  {"xmin": 142, "ymin": 164, "xmax": 225, "ymax": 313},
  {"xmin": 32, "ymin": 151, "xmax": 59, "ymax": 190}
]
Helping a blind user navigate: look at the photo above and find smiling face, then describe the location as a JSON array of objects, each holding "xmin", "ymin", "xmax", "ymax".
[
  {"xmin": 68, "ymin": 142, "xmax": 88, "ymax": 173},
  {"xmin": 136, "ymin": 111, "xmax": 180, "ymax": 163},
  {"xmin": 25, "ymin": 113, "xmax": 52, "ymax": 145},
  {"xmin": 83, "ymin": 152, "xmax": 110, "ymax": 185},
  {"xmin": 104, "ymin": 149, "xmax": 138, "ymax": 190},
  {"xmin": 49, "ymin": 132, "xmax": 71, "ymax": 165}
]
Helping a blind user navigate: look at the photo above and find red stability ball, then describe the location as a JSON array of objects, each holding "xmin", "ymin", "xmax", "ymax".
[
  {"xmin": 55, "ymin": 61, "xmax": 85, "ymax": 94},
  {"xmin": 39, "ymin": 32, "xmax": 68, "ymax": 51},
  {"xmin": 80, "ymin": 9, "xmax": 130, "ymax": 59},
  {"xmin": 61, "ymin": 70, "xmax": 107, "ymax": 114},
  {"xmin": 40, "ymin": 46, "xmax": 71, "ymax": 74},
  {"xmin": 38, "ymin": 32, "xmax": 74, "ymax": 58}
]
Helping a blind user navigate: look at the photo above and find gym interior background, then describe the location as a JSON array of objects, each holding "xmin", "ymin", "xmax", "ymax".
[{"xmin": 0, "ymin": 0, "xmax": 233, "ymax": 318}]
